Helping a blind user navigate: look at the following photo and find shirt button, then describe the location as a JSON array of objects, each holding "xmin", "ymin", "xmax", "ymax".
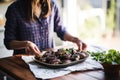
[
  {"xmin": 46, "ymin": 32, "xmax": 48, "ymax": 35},
  {"xmin": 41, "ymin": 27, "xmax": 43, "ymax": 29},
  {"xmin": 45, "ymin": 22, "xmax": 47, "ymax": 25}
]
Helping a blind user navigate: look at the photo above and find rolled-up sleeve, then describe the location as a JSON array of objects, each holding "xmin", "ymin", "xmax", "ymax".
[
  {"xmin": 4, "ymin": 5, "xmax": 17, "ymax": 49},
  {"xmin": 54, "ymin": 3, "xmax": 67, "ymax": 40}
]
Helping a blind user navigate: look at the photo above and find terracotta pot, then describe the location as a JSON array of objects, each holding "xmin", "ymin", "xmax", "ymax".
[{"xmin": 102, "ymin": 63, "xmax": 120, "ymax": 77}]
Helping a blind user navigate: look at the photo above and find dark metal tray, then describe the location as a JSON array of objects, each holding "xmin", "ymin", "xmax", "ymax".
[{"xmin": 34, "ymin": 52, "xmax": 89, "ymax": 69}]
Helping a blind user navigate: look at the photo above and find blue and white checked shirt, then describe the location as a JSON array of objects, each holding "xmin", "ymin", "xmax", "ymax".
[{"xmin": 4, "ymin": 0, "xmax": 67, "ymax": 55}]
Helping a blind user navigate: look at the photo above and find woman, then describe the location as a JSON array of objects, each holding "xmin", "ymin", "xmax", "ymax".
[{"xmin": 4, "ymin": 0, "xmax": 87, "ymax": 56}]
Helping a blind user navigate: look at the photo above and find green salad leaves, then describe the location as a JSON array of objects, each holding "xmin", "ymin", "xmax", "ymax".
[{"xmin": 88, "ymin": 49, "xmax": 120, "ymax": 64}]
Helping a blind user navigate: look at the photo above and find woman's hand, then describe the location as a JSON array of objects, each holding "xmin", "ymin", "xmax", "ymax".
[
  {"xmin": 72, "ymin": 37, "xmax": 87, "ymax": 51},
  {"xmin": 9, "ymin": 40, "xmax": 41, "ymax": 57},
  {"xmin": 63, "ymin": 33, "xmax": 87, "ymax": 51},
  {"xmin": 26, "ymin": 41, "xmax": 41, "ymax": 57}
]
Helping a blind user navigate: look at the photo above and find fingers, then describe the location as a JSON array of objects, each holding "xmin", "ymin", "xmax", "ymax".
[
  {"xmin": 74, "ymin": 38, "xmax": 87, "ymax": 51},
  {"xmin": 25, "ymin": 47, "xmax": 31, "ymax": 55},
  {"xmin": 74, "ymin": 38, "xmax": 82, "ymax": 51},
  {"xmin": 77, "ymin": 41, "xmax": 82, "ymax": 52},
  {"xmin": 26, "ymin": 41, "xmax": 41, "ymax": 56},
  {"xmin": 29, "ymin": 46, "xmax": 41, "ymax": 56},
  {"xmin": 34, "ymin": 47, "xmax": 42, "ymax": 57},
  {"xmin": 79, "ymin": 42, "xmax": 83, "ymax": 51},
  {"xmin": 82, "ymin": 42, "xmax": 87, "ymax": 51}
]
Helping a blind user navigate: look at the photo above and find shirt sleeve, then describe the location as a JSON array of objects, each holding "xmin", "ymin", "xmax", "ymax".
[
  {"xmin": 4, "ymin": 5, "xmax": 17, "ymax": 49},
  {"xmin": 53, "ymin": 2, "xmax": 67, "ymax": 40}
]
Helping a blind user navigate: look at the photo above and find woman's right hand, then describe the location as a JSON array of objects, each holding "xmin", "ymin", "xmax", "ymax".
[{"xmin": 26, "ymin": 41, "xmax": 41, "ymax": 57}]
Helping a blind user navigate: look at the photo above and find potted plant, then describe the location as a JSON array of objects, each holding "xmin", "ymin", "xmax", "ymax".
[{"xmin": 88, "ymin": 49, "xmax": 120, "ymax": 77}]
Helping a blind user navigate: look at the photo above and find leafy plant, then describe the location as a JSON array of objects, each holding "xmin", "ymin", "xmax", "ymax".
[{"xmin": 88, "ymin": 49, "xmax": 120, "ymax": 64}]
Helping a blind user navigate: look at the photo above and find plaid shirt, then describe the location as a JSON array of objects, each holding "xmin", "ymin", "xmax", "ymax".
[{"xmin": 4, "ymin": 0, "xmax": 67, "ymax": 54}]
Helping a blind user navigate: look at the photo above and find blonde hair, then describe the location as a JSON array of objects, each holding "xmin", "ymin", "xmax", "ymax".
[{"xmin": 22, "ymin": 0, "xmax": 51, "ymax": 21}]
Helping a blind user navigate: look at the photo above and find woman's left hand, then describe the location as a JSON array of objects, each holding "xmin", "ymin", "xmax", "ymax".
[{"xmin": 72, "ymin": 37, "xmax": 87, "ymax": 51}]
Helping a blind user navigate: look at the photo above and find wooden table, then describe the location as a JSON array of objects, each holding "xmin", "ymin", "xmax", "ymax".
[{"xmin": 0, "ymin": 55, "xmax": 120, "ymax": 80}]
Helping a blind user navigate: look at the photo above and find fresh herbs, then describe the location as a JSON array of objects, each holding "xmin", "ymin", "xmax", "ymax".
[
  {"xmin": 88, "ymin": 49, "xmax": 120, "ymax": 64},
  {"xmin": 59, "ymin": 48, "xmax": 74, "ymax": 54}
]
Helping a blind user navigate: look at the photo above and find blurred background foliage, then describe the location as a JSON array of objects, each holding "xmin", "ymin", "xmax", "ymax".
[
  {"xmin": 77, "ymin": 0, "xmax": 116, "ymax": 39},
  {"xmin": 106, "ymin": 0, "xmax": 116, "ymax": 30}
]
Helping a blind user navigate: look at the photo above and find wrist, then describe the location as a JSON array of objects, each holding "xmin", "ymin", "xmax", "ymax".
[
  {"xmin": 71, "ymin": 38, "xmax": 75, "ymax": 43},
  {"xmin": 71, "ymin": 37, "xmax": 78, "ymax": 43}
]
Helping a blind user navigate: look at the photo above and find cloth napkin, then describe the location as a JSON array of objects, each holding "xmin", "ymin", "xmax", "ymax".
[{"xmin": 22, "ymin": 55, "xmax": 103, "ymax": 79}]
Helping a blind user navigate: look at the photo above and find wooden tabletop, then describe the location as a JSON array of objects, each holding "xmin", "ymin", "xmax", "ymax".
[{"xmin": 0, "ymin": 55, "xmax": 120, "ymax": 80}]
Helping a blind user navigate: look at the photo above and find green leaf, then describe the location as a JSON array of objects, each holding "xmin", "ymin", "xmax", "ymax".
[{"xmin": 88, "ymin": 49, "xmax": 120, "ymax": 64}]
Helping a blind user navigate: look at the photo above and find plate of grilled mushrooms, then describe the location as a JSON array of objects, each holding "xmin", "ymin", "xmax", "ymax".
[{"xmin": 34, "ymin": 48, "xmax": 89, "ymax": 68}]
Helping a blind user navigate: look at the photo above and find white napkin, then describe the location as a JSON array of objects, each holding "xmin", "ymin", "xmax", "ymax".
[{"xmin": 22, "ymin": 55, "xmax": 103, "ymax": 79}]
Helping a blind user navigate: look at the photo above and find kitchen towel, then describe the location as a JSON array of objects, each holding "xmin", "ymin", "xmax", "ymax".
[{"xmin": 22, "ymin": 55, "xmax": 103, "ymax": 79}]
